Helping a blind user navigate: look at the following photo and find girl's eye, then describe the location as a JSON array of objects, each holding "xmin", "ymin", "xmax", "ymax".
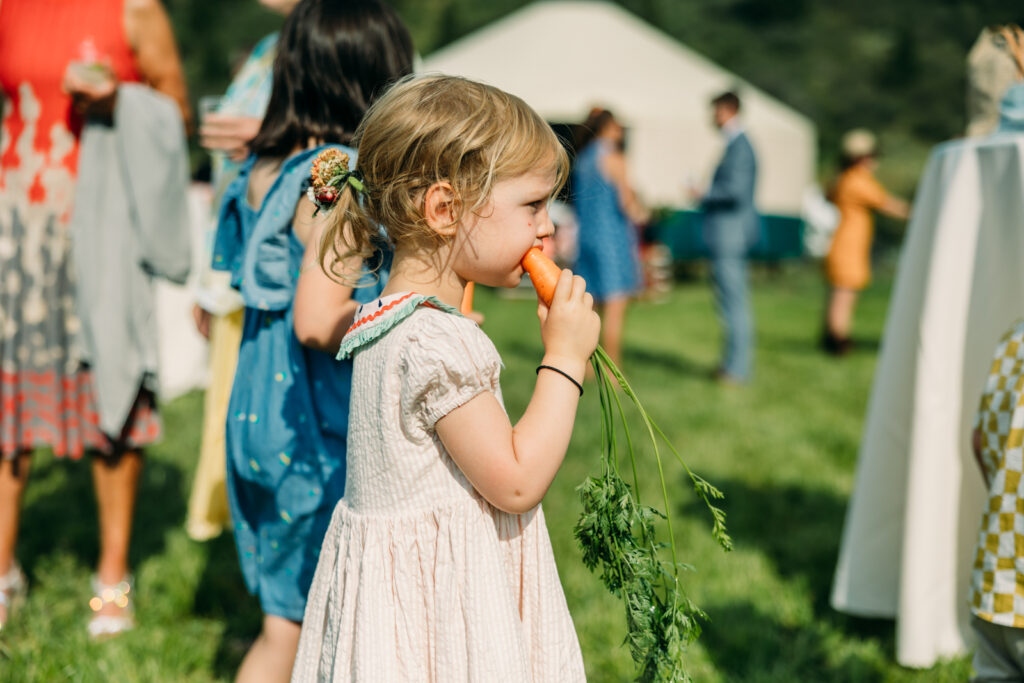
[{"xmin": 528, "ymin": 200, "xmax": 545, "ymax": 211}]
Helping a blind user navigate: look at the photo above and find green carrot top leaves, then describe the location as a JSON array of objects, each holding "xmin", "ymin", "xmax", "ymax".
[{"xmin": 519, "ymin": 248, "xmax": 731, "ymax": 682}]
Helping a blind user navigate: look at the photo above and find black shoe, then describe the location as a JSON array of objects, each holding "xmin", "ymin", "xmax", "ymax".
[
  {"xmin": 820, "ymin": 330, "xmax": 839, "ymax": 354},
  {"xmin": 822, "ymin": 331, "xmax": 852, "ymax": 356}
]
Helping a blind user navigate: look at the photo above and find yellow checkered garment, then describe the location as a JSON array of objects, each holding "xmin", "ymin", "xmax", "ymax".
[{"xmin": 971, "ymin": 320, "xmax": 1024, "ymax": 627}]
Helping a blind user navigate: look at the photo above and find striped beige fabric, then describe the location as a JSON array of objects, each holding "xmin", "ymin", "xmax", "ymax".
[{"xmin": 293, "ymin": 300, "xmax": 585, "ymax": 682}]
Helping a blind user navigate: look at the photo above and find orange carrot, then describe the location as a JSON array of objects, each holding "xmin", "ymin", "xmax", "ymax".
[
  {"xmin": 460, "ymin": 281, "xmax": 475, "ymax": 315},
  {"xmin": 520, "ymin": 247, "xmax": 562, "ymax": 306}
]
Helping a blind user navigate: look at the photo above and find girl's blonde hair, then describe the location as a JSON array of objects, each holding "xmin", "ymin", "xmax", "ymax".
[{"xmin": 320, "ymin": 74, "xmax": 570, "ymax": 279}]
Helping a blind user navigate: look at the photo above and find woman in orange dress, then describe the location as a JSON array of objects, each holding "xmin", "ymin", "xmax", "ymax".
[
  {"xmin": 823, "ymin": 129, "xmax": 909, "ymax": 355},
  {"xmin": 0, "ymin": 0, "xmax": 189, "ymax": 637}
]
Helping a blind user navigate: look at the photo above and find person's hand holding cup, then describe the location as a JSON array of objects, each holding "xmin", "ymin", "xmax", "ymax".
[
  {"xmin": 199, "ymin": 96, "xmax": 263, "ymax": 163},
  {"xmin": 63, "ymin": 60, "xmax": 117, "ymax": 121}
]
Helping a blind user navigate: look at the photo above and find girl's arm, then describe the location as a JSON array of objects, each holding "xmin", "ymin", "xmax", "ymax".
[
  {"xmin": 435, "ymin": 270, "xmax": 600, "ymax": 514},
  {"xmin": 293, "ymin": 200, "xmax": 363, "ymax": 352}
]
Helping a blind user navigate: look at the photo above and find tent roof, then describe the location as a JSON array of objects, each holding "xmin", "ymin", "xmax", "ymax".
[
  {"xmin": 421, "ymin": 0, "xmax": 814, "ymax": 137},
  {"xmin": 421, "ymin": 1, "xmax": 816, "ymax": 212}
]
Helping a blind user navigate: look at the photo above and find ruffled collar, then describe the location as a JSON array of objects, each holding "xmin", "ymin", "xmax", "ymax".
[{"xmin": 337, "ymin": 291, "xmax": 463, "ymax": 360}]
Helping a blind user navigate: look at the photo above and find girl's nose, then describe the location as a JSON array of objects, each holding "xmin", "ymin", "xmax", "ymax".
[{"xmin": 536, "ymin": 211, "xmax": 555, "ymax": 239}]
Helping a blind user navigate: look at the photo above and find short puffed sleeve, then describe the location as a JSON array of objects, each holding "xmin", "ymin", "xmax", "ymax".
[{"xmin": 396, "ymin": 309, "xmax": 503, "ymax": 435}]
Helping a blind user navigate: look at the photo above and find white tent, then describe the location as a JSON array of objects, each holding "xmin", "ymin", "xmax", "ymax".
[{"xmin": 421, "ymin": 0, "xmax": 816, "ymax": 214}]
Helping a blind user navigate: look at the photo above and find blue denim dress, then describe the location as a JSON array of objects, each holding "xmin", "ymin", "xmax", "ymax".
[
  {"xmin": 212, "ymin": 145, "xmax": 387, "ymax": 620},
  {"xmin": 571, "ymin": 139, "xmax": 642, "ymax": 301}
]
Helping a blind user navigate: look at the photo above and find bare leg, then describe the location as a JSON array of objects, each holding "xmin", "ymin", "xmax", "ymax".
[
  {"xmin": 0, "ymin": 452, "xmax": 30, "ymax": 575},
  {"xmin": 599, "ymin": 296, "xmax": 629, "ymax": 368},
  {"xmin": 0, "ymin": 452, "xmax": 30, "ymax": 623},
  {"xmin": 236, "ymin": 615, "xmax": 303, "ymax": 683},
  {"xmin": 0, "ymin": 454, "xmax": 29, "ymax": 577},
  {"xmin": 826, "ymin": 288, "xmax": 858, "ymax": 340},
  {"xmin": 91, "ymin": 450, "xmax": 142, "ymax": 616}
]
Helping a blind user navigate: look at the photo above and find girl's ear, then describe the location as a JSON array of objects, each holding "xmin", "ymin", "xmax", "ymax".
[{"xmin": 423, "ymin": 181, "xmax": 459, "ymax": 237}]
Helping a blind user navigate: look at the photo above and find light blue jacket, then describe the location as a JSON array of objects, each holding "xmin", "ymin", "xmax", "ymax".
[{"xmin": 701, "ymin": 131, "xmax": 760, "ymax": 258}]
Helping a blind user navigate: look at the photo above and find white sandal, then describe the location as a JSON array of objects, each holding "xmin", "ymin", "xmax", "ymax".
[
  {"xmin": 87, "ymin": 574, "xmax": 135, "ymax": 639},
  {"xmin": 0, "ymin": 562, "xmax": 27, "ymax": 634}
]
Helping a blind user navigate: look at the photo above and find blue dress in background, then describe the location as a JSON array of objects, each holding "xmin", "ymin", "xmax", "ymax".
[
  {"xmin": 212, "ymin": 144, "xmax": 387, "ymax": 621},
  {"xmin": 571, "ymin": 138, "xmax": 642, "ymax": 301}
]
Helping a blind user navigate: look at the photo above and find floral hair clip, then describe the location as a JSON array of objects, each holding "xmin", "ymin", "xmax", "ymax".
[{"xmin": 308, "ymin": 148, "xmax": 365, "ymax": 214}]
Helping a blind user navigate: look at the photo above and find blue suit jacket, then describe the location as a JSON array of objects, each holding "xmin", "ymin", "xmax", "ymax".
[{"xmin": 701, "ymin": 131, "xmax": 759, "ymax": 258}]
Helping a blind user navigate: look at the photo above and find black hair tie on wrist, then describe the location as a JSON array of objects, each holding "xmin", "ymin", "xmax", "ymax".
[{"xmin": 536, "ymin": 364, "xmax": 583, "ymax": 397}]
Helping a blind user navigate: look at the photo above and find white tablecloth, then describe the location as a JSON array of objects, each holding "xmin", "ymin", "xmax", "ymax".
[{"xmin": 831, "ymin": 132, "xmax": 1024, "ymax": 668}]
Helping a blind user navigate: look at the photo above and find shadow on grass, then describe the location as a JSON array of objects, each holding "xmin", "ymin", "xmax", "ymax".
[
  {"xmin": 18, "ymin": 452, "xmax": 186, "ymax": 577},
  {"xmin": 622, "ymin": 346, "xmax": 708, "ymax": 378},
  {"xmin": 192, "ymin": 532, "xmax": 263, "ymax": 678},
  {"xmin": 757, "ymin": 332, "xmax": 881, "ymax": 356},
  {"xmin": 711, "ymin": 478, "xmax": 843, "ymax": 609},
  {"xmin": 698, "ymin": 600, "xmax": 889, "ymax": 682},
  {"xmin": 684, "ymin": 477, "xmax": 900, "ymax": 679}
]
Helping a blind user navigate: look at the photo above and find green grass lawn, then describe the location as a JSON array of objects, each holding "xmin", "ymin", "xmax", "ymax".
[{"xmin": 1, "ymin": 264, "xmax": 974, "ymax": 682}]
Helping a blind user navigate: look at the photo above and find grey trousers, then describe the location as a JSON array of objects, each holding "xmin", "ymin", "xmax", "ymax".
[
  {"xmin": 710, "ymin": 256, "xmax": 753, "ymax": 381},
  {"xmin": 972, "ymin": 615, "xmax": 1024, "ymax": 682}
]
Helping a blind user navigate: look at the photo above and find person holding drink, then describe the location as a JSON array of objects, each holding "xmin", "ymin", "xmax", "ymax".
[{"xmin": 0, "ymin": 0, "xmax": 189, "ymax": 637}]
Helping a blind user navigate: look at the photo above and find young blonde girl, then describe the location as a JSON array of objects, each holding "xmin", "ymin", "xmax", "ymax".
[{"xmin": 291, "ymin": 75, "xmax": 599, "ymax": 681}]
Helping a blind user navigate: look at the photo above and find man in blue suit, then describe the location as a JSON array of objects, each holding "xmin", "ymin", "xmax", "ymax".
[{"xmin": 697, "ymin": 91, "xmax": 759, "ymax": 383}]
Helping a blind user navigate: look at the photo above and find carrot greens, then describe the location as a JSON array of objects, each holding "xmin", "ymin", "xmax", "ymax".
[{"xmin": 574, "ymin": 346, "xmax": 731, "ymax": 682}]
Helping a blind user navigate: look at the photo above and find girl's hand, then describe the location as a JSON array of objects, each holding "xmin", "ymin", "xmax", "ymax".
[{"xmin": 537, "ymin": 269, "xmax": 600, "ymax": 380}]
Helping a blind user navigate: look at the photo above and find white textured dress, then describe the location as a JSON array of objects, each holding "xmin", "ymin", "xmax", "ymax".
[{"xmin": 292, "ymin": 292, "xmax": 586, "ymax": 682}]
